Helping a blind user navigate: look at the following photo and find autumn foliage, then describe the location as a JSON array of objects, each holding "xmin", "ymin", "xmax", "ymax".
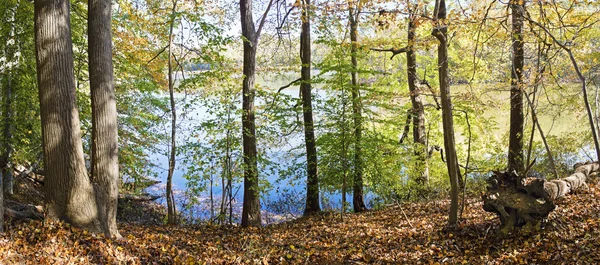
[{"xmin": 1, "ymin": 180, "xmax": 599, "ymax": 264}]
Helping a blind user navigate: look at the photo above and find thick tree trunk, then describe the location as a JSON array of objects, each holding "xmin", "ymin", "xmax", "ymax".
[
  {"xmin": 240, "ymin": 0, "xmax": 262, "ymax": 227},
  {"xmin": 88, "ymin": 0, "xmax": 121, "ymax": 238},
  {"xmin": 508, "ymin": 1, "xmax": 525, "ymax": 174},
  {"xmin": 349, "ymin": 5, "xmax": 367, "ymax": 213},
  {"xmin": 406, "ymin": 16, "xmax": 429, "ymax": 185},
  {"xmin": 34, "ymin": 0, "xmax": 100, "ymax": 231},
  {"xmin": 483, "ymin": 162, "xmax": 599, "ymax": 235},
  {"xmin": 432, "ymin": 0, "xmax": 460, "ymax": 225},
  {"xmin": 166, "ymin": 0, "xmax": 178, "ymax": 226},
  {"xmin": 301, "ymin": 0, "xmax": 321, "ymax": 215}
]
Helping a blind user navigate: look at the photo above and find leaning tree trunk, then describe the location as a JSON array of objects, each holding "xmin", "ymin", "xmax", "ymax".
[{"xmin": 483, "ymin": 162, "xmax": 599, "ymax": 235}]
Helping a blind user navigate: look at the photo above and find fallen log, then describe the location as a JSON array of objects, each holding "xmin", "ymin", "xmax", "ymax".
[
  {"xmin": 482, "ymin": 161, "xmax": 599, "ymax": 235},
  {"xmin": 4, "ymin": 201, "xmax": 44, "ymax": 221}
]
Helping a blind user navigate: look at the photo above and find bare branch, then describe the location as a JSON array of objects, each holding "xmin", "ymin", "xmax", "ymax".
[
  {"xmin": 147, "ymin": 44, "xmax": 170, "ymax": 64},
  {"xmin": 276, "ymin": 6, "xmax": 296, "ymax": 30},
  {"xmin": 277, "ymin": 78, "xmax": 301, "ymax": 93},
  {"xmin": 255, "ymin": 0, "xmax": 275, "ymax": 45},
  {"xmin": 370, "ymin": 47, "xmax": 408, "ymax": 60}
]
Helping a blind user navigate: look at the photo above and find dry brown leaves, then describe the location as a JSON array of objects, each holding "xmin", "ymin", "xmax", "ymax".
[{"xmin": 1, "ymin": 183, "xmax": 600, "ymax": 264}]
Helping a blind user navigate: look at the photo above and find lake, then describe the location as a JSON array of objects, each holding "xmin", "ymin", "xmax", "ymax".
[{"xmin": 144, "ymin": 73, "xmax": 592, "ymax": 225}]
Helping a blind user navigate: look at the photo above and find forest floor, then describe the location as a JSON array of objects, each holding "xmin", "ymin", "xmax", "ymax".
[{"xmin": 1, "ymin": 177, "xmax": 600, "ymax": 264}]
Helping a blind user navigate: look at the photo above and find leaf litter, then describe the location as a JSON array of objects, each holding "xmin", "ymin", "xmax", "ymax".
[{"xmin": 1, "ymin": 182, "xmax": 599, "ymax": 264}]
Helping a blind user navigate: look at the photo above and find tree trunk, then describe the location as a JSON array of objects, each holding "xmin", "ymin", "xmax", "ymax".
[
  {"xmin": 166, "ymin": 0, "xmax": 178, "ymax": 225},
  {"xmin": 34, "ymin": 0, "xmax": 100, "ymax": 231},
  {"xmin": 301, "ymin": 0, "xmax": 321, "ymax": 216},
  {"xmin": 2, "ymin": 8, "xmax": 17, "ymax": 197},
  {"xmin": 406, "ymin": 14, "xmax": 429, "ymax": 185},
  {"xmin": 432, "ymin": 0, "xmax": 460, "ymax": 225},
  {"xmin": 349, "ymin": 5, "xmax": 367, "ymax": 213},
  {"xmin": 2, "ymin": 70, "xmax": 13, "ymax": 197},
  {"xmin": 88, "ymin": 0, "xmax": 121, "ymax": 238},
  {"xmin": 341, "ymin": 73, "xmax": 349, "ymax": 219},
  {"xmin": 483, "ymin": 162, "xmax": 599, "ymax": 235},
  {"xmin": 240, "ymin": 0, "xmax": 261, "ymax": 227},
  {"xmin": 508, "ymin": 0, "xmax": 525, "ymax": 174}
]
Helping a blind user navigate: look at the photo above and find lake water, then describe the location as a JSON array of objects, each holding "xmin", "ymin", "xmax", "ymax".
[
  {"xmin": 144, "ymin": 73, "xmax": 592, "ymax": 225},
  {"xmin": 145, "ymin": 72, "xmax": 377, "ymax": 225}
]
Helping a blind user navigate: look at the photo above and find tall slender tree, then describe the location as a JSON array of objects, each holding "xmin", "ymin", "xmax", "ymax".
[
  {"xmin": 240, "ymin": 0, "xmax": 273, "ymax": 227},
  {"xmin": 2, "ymin": 76, "xmax": 13, "ymax": 196},
  {"xmin": 34, "ymin": 0, "xmax": 100, "ymax": 232},
  {"xmin": 166, "ymin": 0, "xmax": 179, "ymax": 226},
  {"xmin": 405, "ymin": 5, "xmax": 428, "ymax": 185},
  {"xmin": 371, "ymin": 4, "xmax": 429, "ymax": 185},
  {"xmin": 1, "ymin": 1, "xmax": 18, "ymax": 198},
  {"xmin": 301, "ymin": 0, "xmax": 321, "ymax": 215},
  {"xmin": 88, "ymin": 0, "xmax": 121, "ymax": 237},
  {"xmin": 508, "ymin": 0, "xmax": 525, "ymax": 174},
  {"xmin": 349, "ymin": 2, "xmax": 367, "ymax": 213},
  {"xmin": 432, "ymin": 0, "xmax": 460, "ymax": 225}
]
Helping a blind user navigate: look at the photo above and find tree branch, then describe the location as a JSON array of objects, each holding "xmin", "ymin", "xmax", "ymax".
[
  {"xmin": 147, "ymin": 44, "xmax": 170, "ymax": 65},
  {"xmin": 255, "ymin": 0, "xmax": 275, "ymax": 45},
  {"xmin": 370, "ymin": 47, "xmax": 408, "ymax": 60}
]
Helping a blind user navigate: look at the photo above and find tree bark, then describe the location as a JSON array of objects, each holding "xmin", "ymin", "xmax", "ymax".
[
  {"xmin": 301, "ymin": 0, "xmax": 321, "ymax": 215},
  {"xmin": 432, "ymin": 0, "xmax": 460, "ymax": 225},
  {"xmin": 88, "ymin": 0, "xmax": 121, "ymax": 238},
  {"xmin": 240, "ymin": 0, "xmax": 262, "ymax": 227},
  {"xmin": 406, "ymin": 12, "xmax": 429, "ymax": 185},
  {"xmin": 166, "ymin": 0, "xmax": 178, "ymax": 225},
  {"xmin": 35, "ymin": 0, "xmax": 100, "ymax": 231},
  {"xmin": 508, "ymin": 0, "xmax": 525, "ymax": 174},
  {"xmin": 2, "ymin": 7, "xmax": 17, "ymax": 198},
  {"xmin": 2, "ymin": 74, "xmax": 13, "ymax": 198},
  {"xmin": 349, "ymin": 4, "xmax": 367, "ymax": 213}
]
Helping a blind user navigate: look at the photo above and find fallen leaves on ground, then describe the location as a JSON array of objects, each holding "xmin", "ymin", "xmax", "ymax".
[{"xmin": 2, "ymin": 183, "xmax": 600, "ymax": 264}]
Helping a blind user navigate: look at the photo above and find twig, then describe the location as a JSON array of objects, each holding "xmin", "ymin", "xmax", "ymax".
[
  {"xmin": 147, "ymin": 44, "xmax": 170, "ymax": 64},
  {"xmin": 420, "ymin": 79, "xmax": 441, "ymax": 110},
  {"xmin": 395, "ymin": 200, "xmax": 414, "ymax": 229},
  {"xmin": 277, "ymin": 78, "xmax": 301, "ymax": 93},
  {"xmin": 457, "ymin": 110, "xmax": 471, "ymax": 220}
]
